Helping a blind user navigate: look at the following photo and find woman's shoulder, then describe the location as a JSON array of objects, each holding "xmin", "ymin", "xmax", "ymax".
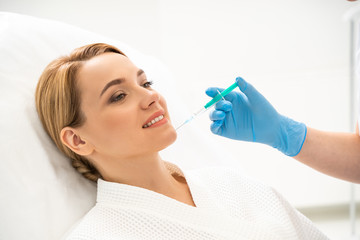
[{"xmin": 184, "ymin": 165, "xmax": 283, "ymax": 205}]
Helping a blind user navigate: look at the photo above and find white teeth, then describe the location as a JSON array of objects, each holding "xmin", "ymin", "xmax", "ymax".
[{"xmin": 143, "ymin": 115, "xmax": 164, "ymax": 128}]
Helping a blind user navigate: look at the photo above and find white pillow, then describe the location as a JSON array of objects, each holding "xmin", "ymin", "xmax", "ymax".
[{"xmin": 0, "ymin": 12, "xmax": 233, "ymax": 240}]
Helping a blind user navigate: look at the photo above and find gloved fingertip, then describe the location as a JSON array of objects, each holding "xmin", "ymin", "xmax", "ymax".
[
  {"xmin": 210, "ymin": 120, "xmax": 223, "ymax": 134},
  {"xmin": 223, "ymin": 101, "xmax": 232, "ymax": 112},
  {"xmin": 217, "ymin": 110, "xmax": 226, "ymax": 120},
  {"xmin": 205, "ymin": 87, "xmax": 217, "ymax": 97},
  {"xmin": 236, "ymin": 76, "xmax": 247, "ymax": 92},
  {"xmin": 208, "ymin": 109, "xmax": 214, "ymax": 117},
  {"xmin": 215, "ymin": 100, "xmax": 232, "ymax": 112},
  {"xmin": 209, "ymin": 110, "xmax": 225, "ymax": 121}
]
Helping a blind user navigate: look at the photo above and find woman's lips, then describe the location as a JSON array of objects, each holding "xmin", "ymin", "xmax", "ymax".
[
  {"xmin": 142, "ymin": 110, "xmax": 167, "ymax": 128},
  {"xmin": 142, "ymin": 114, "xmax": 168, "ymax": 128}
]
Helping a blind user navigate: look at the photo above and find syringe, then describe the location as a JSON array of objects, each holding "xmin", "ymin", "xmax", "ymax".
[{"xmin": 175, "ymin": 81, "xmax": 238, "ymax": 131}]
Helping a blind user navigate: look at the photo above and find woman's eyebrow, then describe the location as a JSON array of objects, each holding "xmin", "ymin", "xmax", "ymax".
[
  {"xmin": 100, "ymin": 78, "xmax": 124, "ymax": 98},
  {"xmin": 137, "ymin": 69, "xmax": 144, "ymax": 76},
  {"xmin": 99, "ymin": 69, "xmax": 145, "ymax": 98}
]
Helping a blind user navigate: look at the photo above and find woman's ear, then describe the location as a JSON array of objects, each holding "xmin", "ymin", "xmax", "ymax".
[{"xmin": 60, "ymin": 127, "xmax": 94, "ymax": 156}]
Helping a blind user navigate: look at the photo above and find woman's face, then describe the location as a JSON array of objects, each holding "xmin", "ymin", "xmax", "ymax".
[{"xmin": 75, "ymin": 52, "xmax": 177, "ymax": 161}]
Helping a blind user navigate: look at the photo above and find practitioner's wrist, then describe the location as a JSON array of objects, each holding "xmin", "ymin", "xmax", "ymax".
[{"xmin": 275, "ymin": 116, "xmax": 307, "ymax": 157}]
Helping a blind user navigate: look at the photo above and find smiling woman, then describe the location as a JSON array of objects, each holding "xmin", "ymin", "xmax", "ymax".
[
  {"xmin": 36, "ymin": 43, "xmax": 180, "ymax": 189},
  {"xmin": 35, "ymin": 43, "xmax": 329, "ymax": 240}
]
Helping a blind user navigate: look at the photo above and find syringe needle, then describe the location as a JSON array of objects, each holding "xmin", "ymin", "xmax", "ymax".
[
  {"xmin": 175, "ymin": 117, "xmax": 193, "ymax": 131},
  {"xmin": 175, "ymin": 107, "xmax": 206, "ymax": 131}
]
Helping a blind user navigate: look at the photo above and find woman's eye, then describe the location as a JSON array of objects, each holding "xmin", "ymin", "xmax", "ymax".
[
  {"xmin": 110, "ymin": 92, "xmax": 126, "ymax": 103},
  {"xmin": 142, "ymin": 81, "xmax": 153, "ymax": 88}
]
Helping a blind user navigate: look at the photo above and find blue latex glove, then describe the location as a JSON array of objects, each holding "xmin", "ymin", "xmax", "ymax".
[{"xmin": 206, "ymin": 77, "xmax": 307, "ymax": 156}]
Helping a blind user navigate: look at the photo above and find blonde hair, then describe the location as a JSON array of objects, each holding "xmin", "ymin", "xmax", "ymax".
[{"xmin": 35, "ymin": 43, "xmax": 126, "ymax": 182}]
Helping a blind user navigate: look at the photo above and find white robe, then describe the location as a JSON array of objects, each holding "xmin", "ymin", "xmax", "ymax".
[{"xmin": 65, "ymin": 162, "xmax": 329, "ymax": 240}]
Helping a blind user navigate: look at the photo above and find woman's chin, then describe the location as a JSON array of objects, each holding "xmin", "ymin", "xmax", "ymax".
[
  {"xmin": 164, "ymin": 126, "xmax": 177, "ymax": 147},
  {"xmin": 169, "ymin": 127, "xmax": 177, "ymax": 143},
  {"xmin": 157, "ymin": 126, "xmax": 177, "ymax": 151}
]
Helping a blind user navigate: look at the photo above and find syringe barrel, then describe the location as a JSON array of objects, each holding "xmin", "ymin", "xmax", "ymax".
[{"xmin": 204, "ymin": 82, "xmax": 237, "ymax": 109}]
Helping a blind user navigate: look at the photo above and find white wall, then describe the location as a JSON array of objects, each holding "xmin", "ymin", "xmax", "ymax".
[{"xmin": 1, "ymin": 0, "xmax": 358, "ymax": 209}]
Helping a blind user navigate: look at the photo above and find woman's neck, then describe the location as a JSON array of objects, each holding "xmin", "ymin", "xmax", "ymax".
[{"xmin": 94, "ymin": 153, "xmax": 192, "ymax": 204}]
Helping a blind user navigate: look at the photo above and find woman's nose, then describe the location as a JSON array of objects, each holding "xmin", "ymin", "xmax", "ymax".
[{"xmin": 140, "ymin": 88, "xmax": 160, "ymax": 109}]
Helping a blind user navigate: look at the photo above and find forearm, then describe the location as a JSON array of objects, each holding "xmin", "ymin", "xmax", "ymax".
[{"xmin": 294, "ymin": 127, "xmax": 360, "ymax": 183}]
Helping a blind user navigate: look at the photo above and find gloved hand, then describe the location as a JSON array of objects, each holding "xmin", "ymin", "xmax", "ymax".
[{"xmin": 206, "ymin": 77, "xmax": 307, "ymax": 156}]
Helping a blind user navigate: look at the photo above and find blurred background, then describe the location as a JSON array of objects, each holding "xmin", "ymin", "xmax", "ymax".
[{"xmin": 1, "ymin": 0, "xmax": 359, "ymax": 238}]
